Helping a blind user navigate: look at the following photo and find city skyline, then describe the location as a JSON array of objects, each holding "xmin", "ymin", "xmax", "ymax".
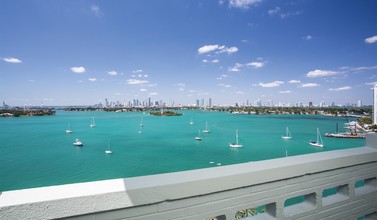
[{"xmin": 1, "ymin": 0, "xmax": 377, "ymax": 106}]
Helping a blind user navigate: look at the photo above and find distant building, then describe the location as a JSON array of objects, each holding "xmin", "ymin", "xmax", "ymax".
[
  {"xmin": 309, "ymin": 102, "xmax": 313, "ymax": 108},
  {"xmin": 357, "ymin": 100, "xmax": 362, "ymax": 107},
  {"xmin": 208, "ymin": 98, "xmax": 212, "ymax": 107}
]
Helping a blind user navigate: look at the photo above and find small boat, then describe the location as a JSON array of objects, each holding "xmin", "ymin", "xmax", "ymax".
[
  {"xmin": 90, "ymin": 117, "xmax": 96, "ymax": 128},
  {"xmin": 140, "ymin": 117, "xmax": 143, "ymax": 127},
  {"xmin": 66, "ymin": 122, "xmax": 72, "ymax": 134},
  {"xmin": 73, "ymin": 138, "xmax": 83, "ymax": 146},
  {"xmin": 229, "ymin": 129, "xmax": 243, "ymax": 148},
  {"xmin": 105, "ymin": 140, "xmax": 112, "ymax": 154},
  {"xmin": 202, "ymin": 121, "xmax": 210, "ymax": 133},
  {"xmin": 281, "ymin": 127, "xmax": 292, "ymax": 139},
  {"xmin": 309, "ymin": 128, "xmax": 324, "ymax": 148},
  {"xmin": 195, "ymin": 130, "xmax": 202, "ymax": 141}
]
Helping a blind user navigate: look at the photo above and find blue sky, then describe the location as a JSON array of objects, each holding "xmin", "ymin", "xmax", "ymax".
[{"xmin": 1, "ymin": 0, "xmax": 377, "ymax": 106}]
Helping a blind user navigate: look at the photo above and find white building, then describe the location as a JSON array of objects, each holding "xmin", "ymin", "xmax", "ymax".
[{"xmin": 374, "ymin": 84, "xmax": 377, "ymax": 124}]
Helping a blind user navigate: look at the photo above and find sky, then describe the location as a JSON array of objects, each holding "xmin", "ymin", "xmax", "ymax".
[{"xmin": 1, "ymin": 0, "xmax": 377, "ymax": 107}]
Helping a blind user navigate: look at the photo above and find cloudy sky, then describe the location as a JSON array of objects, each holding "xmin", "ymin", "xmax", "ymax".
[{"xmin": 1, "ymin": 0, "xmax": 376, "ymax": 106}]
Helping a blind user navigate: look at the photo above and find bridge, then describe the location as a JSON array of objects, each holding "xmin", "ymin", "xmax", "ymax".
[{"xmin": 1, "ymin": 135, "xmax": 376, "ymax": 219}]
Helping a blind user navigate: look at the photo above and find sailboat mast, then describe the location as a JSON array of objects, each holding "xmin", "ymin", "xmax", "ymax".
[{"xmin": 236, "ymin": 129, "xmax": 239, "ymax": 145}]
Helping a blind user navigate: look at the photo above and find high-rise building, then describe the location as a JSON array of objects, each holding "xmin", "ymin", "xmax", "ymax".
[
  {"xmin": 196, "ymin": 99, "xmax": 200, "ymax": 107},
  {"xmin": 208, "ymin": 98, "xmax": 212, "ymax": 107},
  {"xmin": 357, "ymin": 100, "xmax": 362, "ymax": 107},
  {"xmin": 374, "ymin": 84, "xmax": 377, "ymax": 124}
]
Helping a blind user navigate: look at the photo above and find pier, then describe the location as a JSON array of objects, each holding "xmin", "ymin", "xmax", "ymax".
[{"xmin": 1, "ymin": 135, "xmax": 376, "ymax": 219}]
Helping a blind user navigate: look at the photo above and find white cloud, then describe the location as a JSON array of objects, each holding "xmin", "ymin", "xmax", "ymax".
[
  {"xmin": 228, "ymin": 63, "xmax": 244, "ymax": 72},
  {"xmin": 366, "ymin": 81, "xmax": 377, "ymax": 86},
  {"xmin": 3, "ymin": 57, "xmax": 22, "ymax": 63},
  {"xmin": 279, "ymin": 90, "xmax": 292, "ymax": 94},
  {"xmin": 246, "ymin": 61, "xmax": 265, "ymax": 68},
  {"xmin": 288, "ymin": 80, "xmax": 301, "ymax": 84},
  {"xmin": 236, "ymin": 91, "xmax": 244, "ymax": 94},
  {"xmin": 365, "ymin": 35, "xmax": 377, "ymax": 44},
  {"xmin": 216, "ymin": 74, "xmax": 228, "ymax": 80},
  {"xmin": 306, "ymin": 69, "xmax": 338, "ymax": 78},
  {"xmin": 300, "ymin": 83, "xmax": 320, "ymax": 88},
  {"xmin": 132, "ymin": 69, "xmax": 143, "ymax": 74},
  {"xmin": 140, "ymin": 88, "xmax": 147, "ymax": 92},
  {"xmin": 268, "ymin": 7, "xmax": 280, "ymax": 15},
  {"xmin": 202, "ymin": 59, "xmax": 220, "ymax": 63},
  {"xmin": 88, "ymin": 78, "xmax": 97, "ymax": 82},
  {"xmin": 107, "ymin": 71, "xmax": 118, "ymax": 76},
  {"xmin": 350, "ymin": 66, "xmax": 377, "ymax": 72},
  {"xmin": 91, "ymin": 5, "xmax": 103, "ymax": 16},
  {"xmin": 126, "ymin": 79, "xmax": 149, "ymax": 85},
  {"xmin": 149, "ymin": 92, "xmax": 158, "ymax": 96},
  {"xmin": 175, "ymin": 83, "xmax": 186, "ymax": 87},
  {"xmin": 228, "ymin": 0, "xmax": 262, "ymax": 9},
  {"xmin": 198, "ymin": 44, "xmax": 238, "ymax": 54},
  {"xmin": 70, "ymin": 66, "xmax": 86, "ymax": 73},
  {"xmin": 258, "ymin": 81, "xmax": 284, "ymax": 88},
  {"xmin": 218, "ymin": 46, "xmax": 238, "ymax": 54},
  {"xmin": 303, "ymin": 35, "xmax": 313, "ymax": 40},
  {"xmin": 329, "ymin": 86, "xmax": 352, "ymax": 92},
  {"xmin": 218, "ymin": 83, "xmax": 232, "ymax": 88},
  {"xmin": 198, "ymin": 45, "xmax": 220, "ymax": 54}
]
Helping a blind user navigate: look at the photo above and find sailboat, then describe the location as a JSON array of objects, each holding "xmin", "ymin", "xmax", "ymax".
[
  {"xmin": 189, "ymin": 118, "xmax": 194, "ymax": 125},
  {"xmin": 140, "ymin": 117, "xmax": 143, "ymax": 127},
  {"xmin": 281, "ymin": 127, "xmax": 292, "ymax": 139},
  {"xmin": 229, "ymin": 129, "xmax": 243, "ymax": 148},
  {"xmin": 105, "ymin": 140, "xmax": 112, "ymax": 154},
  {"xmin": 309, "ymin": 128, "xmax": 324, "ymax": 148},
  {"xmin": 202, "ymin": 121, "xmax": 210, "ymax": 133},
  {"xmin": 90, "ymin": 117, "xmax": 96, "ymax": 128},
  {"xmin": 73, "ymin": 138, "xmax": 83, "ymax": 146},
  {"xmin": 195, "ymin": 130, "xmax": 202, "ymax": 141},
  {"xmin": 66, "ymin": 122, "xmax": 73, "ymax": 133}
]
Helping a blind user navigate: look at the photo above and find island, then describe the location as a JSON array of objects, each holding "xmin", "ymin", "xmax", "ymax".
[{"xmin": 149, "ymin": 111, "xmax": 182, "ymax": 116}]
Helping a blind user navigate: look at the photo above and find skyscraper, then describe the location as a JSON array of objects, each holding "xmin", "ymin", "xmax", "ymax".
[{"xmin": 374, "ymin": 84, "xmax": 377, "ymax": 124}]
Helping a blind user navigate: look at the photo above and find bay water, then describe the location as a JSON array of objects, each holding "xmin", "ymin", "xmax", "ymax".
[{"xmin": 0, "ymin": 110, "xmax": 365, "ymax": 191}]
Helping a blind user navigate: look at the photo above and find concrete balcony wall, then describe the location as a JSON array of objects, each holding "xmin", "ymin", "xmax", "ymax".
[{"xmin": 1, "ymin": 134, "xmax": 377, "ymax": 220}]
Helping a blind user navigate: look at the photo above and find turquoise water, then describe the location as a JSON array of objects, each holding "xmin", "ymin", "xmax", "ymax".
[{"xmin": 0, "ymin": 110, "xmax": 365, "ymax": 191}]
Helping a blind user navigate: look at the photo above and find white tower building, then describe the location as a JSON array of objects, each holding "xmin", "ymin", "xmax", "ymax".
[{"xmin": 374, "ymin": 84, "xmax": 377, "ymax": 125}]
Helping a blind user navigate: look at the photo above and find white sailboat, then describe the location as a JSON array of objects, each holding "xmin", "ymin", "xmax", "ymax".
[
  {"xmin": 309, "ymin": 128, "xmax": 324, "ymax": 148},
  {"xmin": 66, "ymin": 122, "xmax": 72, "ymax": 133},
  {"xmin": 105, "ymin": 140, "xmax": 112, "ymax": 154},
  {"xmin": 90, "ymin": 117, "xmax": 96, "ymax": 127},
  {"xmin": 195, "ymin": 130, "xmax": 202, "ymax": 141},
  {"xmin": 281, "ymin": 127, "xmax": 292, "ymax": 139},
  {"xmin": 73, "ymin": 138, "xmax": 83, "ymax": 146},
  {"xmin": 189, "ymin": 118, "xmax": 194, "ymax": 125},
  {"xmin": 229, "ymin": 129, "xmax": 243, "ymax": 148},
  {"xmin": 202, "ymin": 121, "xmax": 210, "ymax": 133}
]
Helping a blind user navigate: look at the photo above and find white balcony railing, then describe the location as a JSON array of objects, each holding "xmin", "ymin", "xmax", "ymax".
[{"xmin": 1, "ymin": 134, "xmax": 377, "ymax": 220}]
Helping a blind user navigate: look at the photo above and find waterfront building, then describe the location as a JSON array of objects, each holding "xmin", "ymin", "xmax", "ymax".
[
  {"xmin": 374, "ymin": 84, "xmax": 377, "ymax": 124},
  {"xmin": 358, "ymin": 100, "xmax": 362, "ymax": 107}
]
